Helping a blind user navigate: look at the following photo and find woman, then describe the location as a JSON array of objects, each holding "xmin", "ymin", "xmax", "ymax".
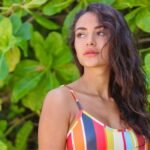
[{"xmin": 38, "ymin": 3, "xmax": 150, "ymax": 150}]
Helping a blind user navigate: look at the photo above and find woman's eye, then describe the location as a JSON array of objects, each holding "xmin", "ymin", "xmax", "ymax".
[
  {"xmin": 76, "ymin": 33, "xmax": 86, "ymax": 38},
  {"xmin": 97, "ymin": 31, "xmax": 105, "ymax": 36}
]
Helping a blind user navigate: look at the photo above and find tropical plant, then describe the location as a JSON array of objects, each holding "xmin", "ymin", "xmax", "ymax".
[{"xmin": 0, "ymin": 0, "xmax": 149, "ymax": 149}]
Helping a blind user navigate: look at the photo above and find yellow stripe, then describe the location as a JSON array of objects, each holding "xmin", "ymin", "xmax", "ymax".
[
  {"xmin": 129, "ymin": 129, "xmax": 138, "ymax": 149},
  {"xmin": 105, "ymin": 128, "xmax": 114, "ymax": 149}
]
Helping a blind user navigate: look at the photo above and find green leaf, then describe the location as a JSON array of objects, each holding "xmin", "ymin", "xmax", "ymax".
[
  {"xmin": 87, "ymin": 0, "xmax": 115, "ymax": 5},
  {"xmin": 113, "ymin": 0, "xmax": 147, "ymax": 9},
  {"xmin": 49, "ymin": 72, "xmax": 60, "ymax": 88},
  {"xmin": 22, "ymin": 74, "xmax": 50, "ymax": 113},
  {"xmin": 5, "ymin": 47, "xmax": 21, "ymax": 72},
  {"xmin": 30, "ymin": 32, "xmax": 49, "ymax": 66},
  {"xmin": 45, "ymin": 32, "xmax": 64, "ymax": 56},
  {"xmin": 9, "ymin": 14, "xmax": 22, "ymax": 34},
  {"xmin": 16, "ymin": 22, "xmax": 33, "ymax": 40},
  {"xmin": 31, "ymin": 12, "xmax": 60, "ymax": 30},
  {"xmin": 14, "ymin": 59, "xmax": 40, "ymax": 77},
  {"xmin": 55, "ymin": 63, "xmax": 79, "ymax": 83},
  {"xmin": 43, "ymin": 0, "xmax": 73, "ymax": 16},
  {"xmin": 144, "ymin": 65, "xmax": 150, "ymax": 89},
  {"xmin": 144, "ymin": 53, "xmax": 150, "ymax": 66},
  {"xmin": 0, "ymin": 53, "xmax": 9, "ymax": 80},
  {"xmin": 3, "ymin": 0, "xmax": 22, "ymax": 7},
  {"xmin": 25, "ymin": 0, "xmax": 48, "ymax": 9},
  {"xmin": 17, "ymin": 39, "xmax": 28, "ymax": 57},
  {"xmin": 52, "ymin": 45, "xmax": 73, "ymax": 67},
  {"xmin": 12, "ymin": 72, "xmax": 44, "ymax": 103},
  {"xmin": 0, "ymin": 120, "xmax": 8, "ymax": 132},
  {"xmin": 8, "ymin": 104, "xmax": 25, "ymax": 119},
  {"xmin": 125, "ymin": 8, "xmax": 141, "ymax": 32},
  {"xmin": 136, "ymin": 8, "xmax": 150, "ymax": 33},
  {"xmin": 15, "ymin": 121, "xmax": 33, "ymax": 150},
  {"xmin": 0, "ymin": 141, "xmax": 7, "ymax": 150},
  {"xmin": 62, "ymin": 3, "xmax": 82, "ymax": 40},
  {"xmin": 45, "ymin": 32, "xmax": 63, "ymax": 57},
  {"xmin": 0, "ymin": 18, "xmax": 16, "ymax": 53},
  {"xmin": 148, "ymin": 95, "xmax": 150, "ymax": 103}
]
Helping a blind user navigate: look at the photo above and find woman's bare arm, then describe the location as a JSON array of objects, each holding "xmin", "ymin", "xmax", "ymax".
[{"xmin": 38, "ymin": 88, "xmax": 70, "ymax": 150}]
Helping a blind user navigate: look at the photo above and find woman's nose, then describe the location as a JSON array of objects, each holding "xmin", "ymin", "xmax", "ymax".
[{"xmin": 86, "ymin": 35, "xmax": 96, "ymax": 46}]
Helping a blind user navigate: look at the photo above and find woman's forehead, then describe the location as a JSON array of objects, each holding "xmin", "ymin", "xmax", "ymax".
[{"xmin": 75, "ymin": 12, "xmax": 103, "ymax": 30}]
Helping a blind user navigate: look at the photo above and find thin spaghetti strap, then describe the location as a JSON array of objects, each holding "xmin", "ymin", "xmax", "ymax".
[{"xmin": 62, "ymin": 85, "xmax": 82, "ymax": 110}]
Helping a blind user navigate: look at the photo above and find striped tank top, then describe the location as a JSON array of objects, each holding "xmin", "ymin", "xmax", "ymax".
[{"xmin": 64, "ymin": 85, "xmax": 149, "ymax": 150}]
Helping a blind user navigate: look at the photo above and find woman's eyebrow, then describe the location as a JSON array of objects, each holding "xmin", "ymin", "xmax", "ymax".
[{"xmin": 75, "ymin": 25, "xmax": 104, "ymax": 31}]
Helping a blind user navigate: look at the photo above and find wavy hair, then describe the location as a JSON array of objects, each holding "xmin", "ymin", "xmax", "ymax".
[{"xmin": 69, "ymin": 3, "xmax": 150, "ymax": 140}]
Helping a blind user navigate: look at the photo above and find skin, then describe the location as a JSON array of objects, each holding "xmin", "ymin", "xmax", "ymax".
[{"xmin": 38, "ymin": 12, "xmax": 128, "ymax": 150}]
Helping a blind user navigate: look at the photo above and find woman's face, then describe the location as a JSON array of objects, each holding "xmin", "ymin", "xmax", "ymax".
[{"xmin": 74, "ymin": 12, "xmax": 110, "ymax": 68}]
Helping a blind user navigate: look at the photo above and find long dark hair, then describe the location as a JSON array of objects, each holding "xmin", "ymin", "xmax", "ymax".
[{"xmin": 69, "ymin": 3, "xmax": 150, "ymax": 140}]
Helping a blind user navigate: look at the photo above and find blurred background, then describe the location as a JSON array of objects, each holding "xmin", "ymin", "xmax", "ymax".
[{"xmin": 0, "ymin": 0, "xmax": 150, "ymax": 149}]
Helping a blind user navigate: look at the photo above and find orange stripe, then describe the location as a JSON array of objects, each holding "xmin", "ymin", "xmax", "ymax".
[{"xmin": 73, "ymin": 118, "xmax": 85, "ymax": 150}]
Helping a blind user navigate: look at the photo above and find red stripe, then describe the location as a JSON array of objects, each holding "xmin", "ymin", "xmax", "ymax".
[
  {"xmin": 93, "ymin": 120, "xmax": 107, "ymax": 149},
  {"xmin": 121, "ymin": 132, "xmax": 126, "ymax": 150},
  {"xmin": 135, "ymin": 133, "xmax": 145, "ymax": 150},
  {"xmin": 67, "ymin": 133, "xmax": 73, "ymax": 150}
]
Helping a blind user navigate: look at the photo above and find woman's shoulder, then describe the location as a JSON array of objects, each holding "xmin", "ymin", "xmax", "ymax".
[{"xmin": 43, "ymin": 85, "xmax": 69, "ymax": 107}]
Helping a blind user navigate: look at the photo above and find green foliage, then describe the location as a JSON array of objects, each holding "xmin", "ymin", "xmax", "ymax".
[
  {"xmin": 15, "ymin": 121, "xmax": 33, "ymax": 150},
  {"xmin": 0, "ymin": 0, "xmax": 149, "ymax": 149}
]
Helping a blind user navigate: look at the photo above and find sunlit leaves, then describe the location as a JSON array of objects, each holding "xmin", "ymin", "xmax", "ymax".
[
  {"xmin": 0, "ymin": 141, "xmax": 7, "ymax": 150},
  {"xmin": 5, "ymin": 47, "xmax": 21, "ymax": 72},
  {"xmin": 15, "ymin": 121, "xmax": 33, "ymax": 150},
  {"xmin": 136, "ymin": 8, "xmax": 150, "ymax": 33},
  {"xmin": 43, "ymin": 0, "xmax": 73, "ymax": 16},
  {"xmin": 0, "ymin": 53, "xmax": 8, "ymax": 80},
  {"xmin": 0, "ymin": 18, "xmax": 16, "ymax": 53}
]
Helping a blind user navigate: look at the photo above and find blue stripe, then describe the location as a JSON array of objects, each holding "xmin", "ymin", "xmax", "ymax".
[
  {"xmin": 124, "ymin": 131, "xmax": 133, "ymax": 150},
  {"xmin": 82, "ymin": 113, "xmax": 96, "ymax": 150}
]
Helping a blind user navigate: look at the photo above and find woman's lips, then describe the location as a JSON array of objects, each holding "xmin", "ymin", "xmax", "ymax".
[{"xmin": 83, "ymin": 50, "xmax": 99, "ymax": 56}]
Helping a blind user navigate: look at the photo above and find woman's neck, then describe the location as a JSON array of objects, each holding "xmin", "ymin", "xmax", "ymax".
[{"xmin": 79, "ymin": 66, "xmax": 110, "ymax": 100}]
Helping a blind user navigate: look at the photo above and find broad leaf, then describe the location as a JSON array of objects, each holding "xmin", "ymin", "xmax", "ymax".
[
  {"xmin": 5, "ymin": 47, "xmax": 21, "ymax": 72},
  {"xmin": 0, "ymin": 53, "xmax": 9, "ymax": 80},
  {"xmin": 43, "ymin": 0, "xmax": 73, "ymax": 16},
  {"xmin": 9, "ymin": 14, "xmax": 22, "ymax": 34},
  {"xmin": 22, "ymin": 74, "xmax": 51, "ymax": 114},
  {"xmin": 45, "ymin": 32, "xmax": 63, "ymax": 57},
  {"xmin": 148, "ymin": 95, "xmax": 150, "ymax": 103},
  {"xmin": 87, "ymin": 0, "xmax": 115, "ymax": 5},
  {"xmin": 31, "ymin": 12, "xmax": 60, "ymax": 30},
  {"xmin": 25, "ymin": 0, "xmax": 48, "ymax": 9},
  {"xmin": 125, "ymin": 8, "xmax": 141, "ymax": 32},
  {"xmin": 144, "ymin": 53, "xmax": 150, "ymax": 66},
  {"xmin": 2, "ymin": 0, "xmax": 22, "ymax": 7},
  {"xmin": 30, "ymin": 32, "xmax": 48, "ymax": 66},
  {"xmin": 15, "ymin": 121, "xmax": 33, "ymax": 150},
  {"xmin": 62, "ymin": 3, "xmax": 82, "ymax": 40},
  {"xmin": 16, "ymin": 22, "xmax": 33, "ymax": 40},
  {"xmin": 0, "ymin": 120, "xmax": 7, "ymax": 132},
  {"xmin": 12, "ymin": 72, "xmax": 44, "ymax": 103},
  {"xmin": 14, "ymin": 59, "xmax": 43, "ymax": 78},
  {"xmin": 52, "ymin": 45, "xmax": 73, "ymax": 67},
  {"xmin": 0, "ymin": 18, "xmax": 16, "ymax": 53},
  {"xmin": 136, "ymin": 8, "xmax": 150, "ymax": 33},
  {"xmin": 55, "ymin": 63, "xmax": 79, "ymax": 83},
  {"xmin": 49, "ymin": 71, "xmax": 60, "ymax": 89},
  {"xmin": 113, "ymin": 0, "xmax": 147, "ymax": 9},
  {"xmin": 0, "ymin": 141, "xmax": 7, "ymax": 150},
  {"xmin": 16, "ymin": 38, "xmax": 28, "ymax": 57}
]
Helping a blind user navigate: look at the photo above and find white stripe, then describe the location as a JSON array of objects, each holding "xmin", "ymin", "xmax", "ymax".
[
  {"xmin": 71, "ymin": 131, "xmax": 75, "ymax": 150},
  {"xmin": 113, "ymin": 131, "xmax": 124, "ymax": 150}
]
